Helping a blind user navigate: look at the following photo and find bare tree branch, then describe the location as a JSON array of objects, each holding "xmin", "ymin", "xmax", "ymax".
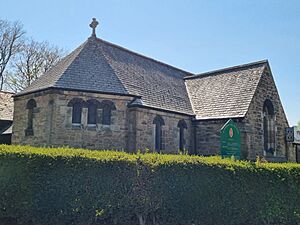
[
  {"xmin": 5, "ymin": 39, "xmax": 65, "ymax": 92},
  {"xmin": 0, "ymin": 19, "xmax": 25, "ymax": 90}
]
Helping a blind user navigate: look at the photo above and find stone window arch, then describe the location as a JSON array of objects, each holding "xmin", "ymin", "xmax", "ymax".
[
  {"xmin": 177, "ymin": 119, "xmax": 187, "ymax": 152},
  {"xmin": 263, "ymin": 99, "xmax": 275, "ymax": 155},
  {"xmin": 68, "ymin": 98, "xmax": 86, "ymax": 125},
  {"xmin": 100, "ymin": 100, "xmax": 116, "ymax": 125},
  {"xmin": 87, "ymin": 99, "xmax": 100, "ymax": 125},
  {"xmin": 25, "ymin": 99, "xmax": 37, "ymax": 136},
  {"xmin": 153, "ymin": 115, "xmax": 165, "ymax": 153}
]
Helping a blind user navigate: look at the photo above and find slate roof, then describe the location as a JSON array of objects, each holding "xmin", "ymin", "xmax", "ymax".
[
  {"xmin": 185, "ymin": 60, "xmax": 267, "ymax": 119},
  {"xmin": 16, "ymin": 32, "xmax": 270, "ymax": 119},
  {"xmin": 18, "ymin": 37, "xmax": 194, "ymax": 115},
  {"xmin": 0, "ymin": 91, "xmax": 14, "ymax": 121}
]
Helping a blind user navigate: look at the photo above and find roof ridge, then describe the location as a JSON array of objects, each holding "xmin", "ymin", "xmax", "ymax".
[
  {"xmin": 184, "ymin": 59, "xmax": 268, "ymax": 80},
  {"xmin": 52, "ymin": 40, "xmax": 89, "ymax": 87},
  {"xmin": 95, "ymin": 37, "xmax": 194, "ymax": 76},
  {"xmin": 96, "ymin": 41, "xmax": 130, "ymax": 94}
]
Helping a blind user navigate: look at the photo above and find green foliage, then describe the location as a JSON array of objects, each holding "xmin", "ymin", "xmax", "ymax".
[{"xmin": 0, "ymin": 145, "xmax": 300, "ymax": 225}]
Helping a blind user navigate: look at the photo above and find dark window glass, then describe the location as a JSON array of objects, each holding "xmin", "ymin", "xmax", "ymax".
[
  {"xmin": 68, "ymin": 98, "xmax": 86, "ymax": 125},
  {"xmin": 25, "ymin": 99, "xmax": 37, "ymax": 136},
  {"xmin": 179, "ymin": 128, "xmax": 185, "ymax": 152},
  {"xmin": 263, "ymin": 99, "xmax": 275, "ymax": 155},
  {"xmin": 263, "ymin": 115, "xmax": 268, "ymax": 151},
  {"xmin": 155, "ymin": 123, "xmax": 162, "ymax": 152},
  {"xmin": 102, "ymin": 106, "xmax": 112, "ymax": 125},
  {"xmin": 27, "ymin": 108, "xmax": 34, "ymax": 130},
  {"xmin": 100, "ymin": 100, "xmax": 116, "ymax": 125},
  {"xmin": 177, "ymin": 120, "xmax": 187, "ymax": 152},
  {"xmin": 72, "ymin": 102, "xmax": 82, "ymax": 124},
  {"xmin": 153, "ymin": 115, "xmax": 165, "ymax": 153},
  {"xmin": 88, "ymin": 103, "xmax": 97, "ymax": 125}
]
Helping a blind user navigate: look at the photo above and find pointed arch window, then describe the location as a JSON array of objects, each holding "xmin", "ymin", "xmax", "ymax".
[
  {"xmin": 153, "ymin": 115, "xmax": 165, "ymax": 153},
  {"xmin": 263, "ymin": 99, "xmax": 275, "ymax": 155},
  {"xmin": 25, "ymin": 99, "xmax": 37, "ymax": 136},
  {"xmin": 177, "ymin": 119, "xmax": 187, "ymax": 152},
  {"xmin": 100, "ymin": 100, "xmax": 116, "ymax": 125},
  {"xmin": 87, "ymin": 99, "xmax": 100, "ymax": 125},
  {"xmin": 68, "ymin": 98, "xmax": 85, "ymax": 125}
]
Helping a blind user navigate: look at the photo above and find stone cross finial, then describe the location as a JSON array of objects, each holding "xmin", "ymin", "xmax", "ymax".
[{"xmin": 89, "ymin": 18, "xmax": 99, "ymax": 37}]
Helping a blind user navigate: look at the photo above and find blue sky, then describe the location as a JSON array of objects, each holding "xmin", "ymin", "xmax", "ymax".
[{"xmin": 1, "ymin": 0, "xmax": 299, "ymax": 125}]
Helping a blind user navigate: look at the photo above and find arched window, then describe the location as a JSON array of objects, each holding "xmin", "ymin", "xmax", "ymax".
[
  {"xmin": 153, "ymin": 115, "xmax": 165, "ymax": 153},
  {"xmin": 87, "ymin": 99, "xmax": 100, "ymax": 125},
  {"xmin": 263, "ymin": 99, "xmax": 275, "ymax": 155},
  {"xmin": 100, "ymin": 100, "xmax": 116, "ymax": 125},
  {"xmin": 25, "ymin": 99, "xmax": 37, "ymax": 136},
  {"xmin": 177, "ymin": 119, "xmax": 187, "ymax": 152},
  {"xmin": 68, "ymin": 98, "xmax": 85, "ymax": 125}
]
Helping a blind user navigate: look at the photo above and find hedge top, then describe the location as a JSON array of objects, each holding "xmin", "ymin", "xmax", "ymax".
[{"xmin": 0, "ymin": 144, "xmax": 299, "ymax": 171}]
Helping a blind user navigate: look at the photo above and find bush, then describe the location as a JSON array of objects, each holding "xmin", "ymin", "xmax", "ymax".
[{"xmin": 0, "ymin": 144, "xmax": 299, "ymax": 225}]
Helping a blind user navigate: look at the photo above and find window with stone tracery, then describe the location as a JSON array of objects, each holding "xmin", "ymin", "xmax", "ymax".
[
  {"xmin": 68, "ymin": 98, "xmax": 85, "ymax": 125},
  {"xmin": 100, "ymin": 100, "xmax": 116, "ymax": 125},
  {"xmin": 87, "ymin": 99, "xmax": 100, "ymax": 125},
  {"xmin": 263, "ymin": 99, "xmax": 276, "ymax": 156},
  {"xmin": 25, "ymin": 99, "xmax": 37, "ymax": 136},
  {"xmin": 177, "ymin": 119, "xmax": 187, "ymax": 152},
  {"xmin": 153, "ymin": 115, "xmax": 164, "ymax": 153}
]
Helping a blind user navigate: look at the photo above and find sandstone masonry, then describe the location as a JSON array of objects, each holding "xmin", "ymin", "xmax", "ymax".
[{"xmin": 11, "ymin": 29, "xmax": 294, "ymax": 162}]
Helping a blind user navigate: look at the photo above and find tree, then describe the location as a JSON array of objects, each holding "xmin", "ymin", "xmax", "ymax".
[
  {"xmin": 298, "ymin": 121, "xmax": 300, "ymax": 131},
  {"xmin": 0, "ymin": 19, "xmax": 25, "ymax": 90},
  {"xmin": 5, "ymin": 39, "xmax": 65, "ymax": 92}
]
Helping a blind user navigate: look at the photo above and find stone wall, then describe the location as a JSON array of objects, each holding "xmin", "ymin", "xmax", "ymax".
[
  {"xmin": 194, "ymin": 118, "xmax": 249, "ymax": 158},
  {"xmin": 50, "ymin": 90, "xmax": 133, "ymax": 150},
  {"xmin": 12, "ymin": 67, "xmax": 292, "ymax": 160},
  {"xmin": 128, "ymin": 107, "xmax": 193, "ymax": 154},
  {"xmin": 12, "ymin": 89, "xmax": 194, "ymax": 154},
  {"xmin": 194, "ymin": 68, "xmax": 291, "ymax": 161},
  {"xmin": 12, "ymin": 90, "xmax": 53, "ymax": 146},
  {"xmin": 12, "ymin": 90, "xmax": 134, "ymax": 150},
  {"xmin": 244, "ymin": 68, "xmax": 290, "ymax": 161}
]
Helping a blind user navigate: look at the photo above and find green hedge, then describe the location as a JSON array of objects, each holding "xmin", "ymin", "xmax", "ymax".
[{"xmin": 0, "ymin": 145, "xmax": 299, "ymax": 225}]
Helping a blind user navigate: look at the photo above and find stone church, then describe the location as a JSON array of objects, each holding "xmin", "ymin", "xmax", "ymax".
[{"xmin": 12, "ymin": 19, "xmax": 294, "ymax": 161}]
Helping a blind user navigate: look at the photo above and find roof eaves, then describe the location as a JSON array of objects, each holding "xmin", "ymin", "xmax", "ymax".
[
  {"xmin": 16, "ymin": 40, "xmax": 89, "ymax": 96},
  {"xmin": 13, "ymin": 87, "xmax": 52, "ymax": 97},
  {"xmin": 128, "ymin": 103, "xmax": 195, "ymax": 117},
  {"xmin": 184, "ymin": 59, "xmax": 268, "ymax": 80},
  {"xmin": 0, "ymin": 90, "xmax": 15, "ymax": 95},
  {"xmin": 195, "ymin": 115, "xmax": 245, "ymax": 121},
  {"xmin": 127, "ymin": 97, "xmax": 144, "ymax": 107},
  {"xmin": 13, "ymin": 87, "xmax": 139, "ymax": 98}
]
